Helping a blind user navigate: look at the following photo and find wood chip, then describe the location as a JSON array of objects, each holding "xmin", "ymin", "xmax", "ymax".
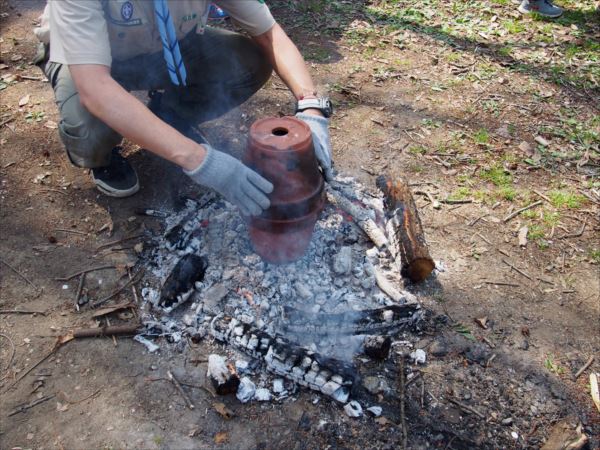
[
  {"xmin": 213, "ymin": 402, "xmax": 234, "ymax": 419},
  {"xmin": 18, "ymin": 94, "xmax": 30, "ymax": 107},
  {"xmin": 534, "ymin": 136, "xmax": 550, "ymax": 147},
  {"xmin": 518, "ymin": 226, "xmax": 528, "ymax": 247}
]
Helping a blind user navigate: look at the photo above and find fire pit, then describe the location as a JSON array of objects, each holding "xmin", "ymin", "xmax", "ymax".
[{"xmin": 139, "ymin": 175, "xmax": 425, "ymax": 405}]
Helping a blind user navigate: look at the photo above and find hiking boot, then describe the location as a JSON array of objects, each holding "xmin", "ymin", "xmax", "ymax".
[
  {"xmin": 147, "ymin": 90, "xmax": 210, "ymax": 146},
  {"xmin": 91, "ymin": 147, "xmax": 139, "ymax": 197},
  {"xmin": 518, "ymin": 0, "xmax": 563, "ymax": 18}
]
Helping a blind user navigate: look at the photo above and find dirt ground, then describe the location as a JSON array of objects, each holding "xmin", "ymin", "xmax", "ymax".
[{"xmin": 1, "ymin": 1, "xmax": 599, "ymax": 449}]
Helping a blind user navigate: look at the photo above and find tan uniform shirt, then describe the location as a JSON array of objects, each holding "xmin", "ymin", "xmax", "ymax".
[{"xmin": 44, "ymin": 0, "xmax": 275, "ymax": 66}]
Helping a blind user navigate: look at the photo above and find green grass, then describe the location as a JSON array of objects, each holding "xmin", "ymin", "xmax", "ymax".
[
  {"xmin": 480, "ymin": 165, "xmax": 512, "ymax": 187},
  {"xmin": 528, "ymin": 224, "xmax": 545, "ymax": 241},
  {"xmin": 589, "ymin": 249, "xmax": 600, "ymax": 264},
  {"xmin": 448, "ymin": 186, "xmax": 472, "ymax": 201},
  {"xmin": 473, "ymin": 128, "xmax": 490, "ymax": 145},
  {"xmin": 502, "ymin": 19, "xmax": 526, "ymax": 34},
  {"xmin": 544, "ymin": 354, "xmax": 565, "ymax": 375},
  {"xmin": 409, "ymin": 145, "xmax": 428, "ymax": 155},
  {"xmin": 548, "ymin": 190, "xmax": 586, "ymax": 209},
  {"xmin": 497, "ymin": 186, "xmax": 517, "ymax": 201}
]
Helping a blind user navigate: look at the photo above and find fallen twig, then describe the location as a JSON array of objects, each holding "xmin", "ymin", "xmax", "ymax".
[
  {"xmin": 502, "ymin": 259, "xmax": 532, "ymax": 281},
  {"xmin": 74, "ymin": 273, "xmax": 85, "ymax": 311},
  {"xmin": 0, "ymin": 116, "xmax": 15, "ymax": 128},
  {"xmin": 0, "ymin": 333, "xmax": 16, "ymax": 373},
  {"xmin": 448, "ymin": 397, "xmax": 485, "ymax": 419},
  {"xmin": 8, "ymin": 394, "xmax": 55, "ymax": 416},
  {"xmin": 179, "ymin": 381, "xmax": 216, "ymax": 398},
  {"xmin": 60, "ymin": 387, "xmax": 103, "ymax": 404},
  {"xmin": 441, "ymin": 198, "xmax": 473, "ymax": 204},
  {"xmin": 557, "ymin": 219, "xmax": 587, "ymax": 239},
  {"xmin": 128, "ymin": 267, "xmax": 140, "ymax": 304},
  {"xmin": 90, "ymin": 268, "xmax": 144, "ymax": 308},
  {"xmin": 398, "ymin": 356, "xmax": 408, "ymax": 450},
  {"xmin": 72, "ymin": 323, "xmax": 141, "ymax": 338},
  {"xmin": 90, "ymin": 301, "xmax": 136, "ymax": 318},
  {"xmin": 0, "ymin": 309, "xmax": 46, "ymax": 315},
  {"xmin": 573, "ymin": 356, "xmax": 595, "ymax": 380},
  {"xmin": 55, "ymin": 265, "xmax": 116, "ymax": 282},
  {"xmin": 532, "ymin": 190, "xmax": 552, "ymax": 204},
  {"xmin": 0, "ymin": 258, "xmax": 41, "ymax": 294},
  {"xmin": 168, "ymin": 370, "xmax": 195, "ymax": 409},
  {"xmin": 54, "ymin": 228, "xmax": 87, "ymax": 236},
  {"xmin": 482, "ymin": 280, "xmax": 520, "ymax": 287},
  {"xmin": 503, "ymin": 200, "xmax": 543, "ymax": 222}
]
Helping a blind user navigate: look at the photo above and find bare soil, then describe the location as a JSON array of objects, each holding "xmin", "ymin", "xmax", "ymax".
[{"xmin": 1, "ymin": 1, "xmax": 598, "ymax": 449}]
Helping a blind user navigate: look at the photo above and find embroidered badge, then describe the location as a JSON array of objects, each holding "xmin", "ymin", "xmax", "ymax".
[{"xmin": 121, "ymin": 1, "xmax": 134, "ymax": 21}]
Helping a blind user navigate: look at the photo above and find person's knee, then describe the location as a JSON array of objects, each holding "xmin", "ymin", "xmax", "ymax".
[{"xmin": 58, "ymin": 99, "xmax": 121, "ymax": 168}]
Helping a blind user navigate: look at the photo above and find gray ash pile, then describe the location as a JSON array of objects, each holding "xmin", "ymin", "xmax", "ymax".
[{"xmin": 137, "ymin": 176, "xmax": 426, "ymax": 406}]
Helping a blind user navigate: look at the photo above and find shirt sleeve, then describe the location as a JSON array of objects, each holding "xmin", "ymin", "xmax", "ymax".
[
  {"xmin": 49, "ymin": 0, "xmax": 112, "ymax": 66},
  {"xmin": 216, "ymin": 1, "xmax": 276, "ymax": 36}
]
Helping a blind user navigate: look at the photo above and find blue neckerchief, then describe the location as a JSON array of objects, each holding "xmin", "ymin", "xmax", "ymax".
[{"xmin": 153, "ymin": 0, "xmax": 187, "ymax": 86}]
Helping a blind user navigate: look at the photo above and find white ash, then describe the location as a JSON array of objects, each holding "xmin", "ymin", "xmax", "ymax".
[
  {"xmin": 138, "ymin": 177, "xmax": 424, "ymax": 405},
  {"xmin": 237, "ymin": 377, "xmax": 256, "ymax": 403},
  {"xmin": 344, "ymin": 400, "xmax": 363, "ymax": 418},
  {"xmin": 207, "ymin": 354, "xmax": 230, "ymax": 385},
  {"xmin": 410, "ymin": 349, "xmax": 427, "ymax": 365},
  {"xmin": 133, "ymin": 335, "xmax": 160, "ymax": 353},
  {"xmin": 366, "ymin": 406, "xmax": 383, "ymax": 417}
]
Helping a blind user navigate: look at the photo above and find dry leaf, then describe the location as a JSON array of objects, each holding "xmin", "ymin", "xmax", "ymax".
[
  {"xmin": 521, "ymin": 326, "xmax": 530, "ymax": 337},
  {"xmin": 213, "ymin": 402, "xmax": 234, "ymax": 419},
  {"xmin": 44, "ymin": 120, "xmax": 58, "ymax": 129},
  {"xmin": 56, "ymin": 402, "xmax": 69, "ymax": 412},
  {"xmin": 214, "ymin": 432, "xmax": 228, "ymax": 444},
  {"xmin": 474, "ymin": 317, "xmax": 488, "ymax": 329},
  {"xmin": 18, "ymin": 94, "xmax": 30, "ymax": 107},
  {"xmin": 375, "ymin": 416, "xmax": 391, "ymax": 426},
  {"xmin": 0, "ymin": 63, "xmax": 8, "ymax": 70},
  {"xmin": 10, "ymin": 54, "xmax": 23, "ymax": 62}
]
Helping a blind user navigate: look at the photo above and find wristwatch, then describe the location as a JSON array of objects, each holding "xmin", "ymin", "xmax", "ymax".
[{"xmin": 295, "ymin": 97, "xmax": 333, "ymax": 118}]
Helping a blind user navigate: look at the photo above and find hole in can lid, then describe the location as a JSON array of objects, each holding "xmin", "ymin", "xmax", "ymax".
[{"xmin": 272, "ymin": 127, "xmax": 289, "ymax": 136}]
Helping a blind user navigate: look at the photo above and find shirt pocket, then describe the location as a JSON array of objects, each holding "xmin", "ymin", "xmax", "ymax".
[{"xmin": 104, "ymin": 1, "xmax": 157, "ymax": 60}]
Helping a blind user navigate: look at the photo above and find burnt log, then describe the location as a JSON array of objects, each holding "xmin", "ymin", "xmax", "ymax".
[
  {"xmin": 159, "ymin": 254, "xmax": 208, "ymax": 311},
  {"xmin": 376, "ymin": 175, "xmax": 435, "ymax": 283}
]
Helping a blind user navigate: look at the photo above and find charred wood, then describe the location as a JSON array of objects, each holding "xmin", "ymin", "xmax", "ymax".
[
  {"xmin": 281, "ymin": 304, "xmax": 422, "ymax": 336},
  {"xmin": 210, "ymin": 314, "xmax": 357, "ymax": 403},
  {"xmin": 376, "ymin": 176, "xmax": 435, "ymax": 283},
  {"xmin": 159, "ymin": 254, "xmax": 208, "ymax": 310}
]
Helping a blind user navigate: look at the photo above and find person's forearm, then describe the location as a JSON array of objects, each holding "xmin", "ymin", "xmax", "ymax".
[
  {"xmin": 254, "ymin": 24, "xmax": 319, "ymax": 101},
  {"xmin": 69, "ymin": 65, "xmax": 205, "ymax": 170}
]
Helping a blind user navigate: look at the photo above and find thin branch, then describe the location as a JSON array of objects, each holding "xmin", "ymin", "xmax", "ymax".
[
  {"xmin": 0, "ymin": 309, "xmax": 46, "ymax": 315},
  {"xmin": 55, "ymin": 265, "xmax": 116, "ymax": 282},
  {"xmin": 0, "ymin": 258, "xmax": 41, "ymax": 293},
  {"xmin": 574, "ymin": 356, "xmax": 595, "ymax": 380},
  {"xmin": 90, "ymin": 268, "xmax": 144, "ymax": 308},
  {"xmin": 503, "ymin": 201, "xmax": 543, "ymax": 222},
  {"xmin": 0, "ymin": 333, "xmax": 16, "ymax": 372},
  {"xmin": 502, "ymin": 259, "xmax": 532, "ymax": 280}
]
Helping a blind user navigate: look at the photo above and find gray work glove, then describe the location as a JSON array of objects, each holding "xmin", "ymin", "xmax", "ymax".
[
  {"xmin": 296, "ymin": 112, "xmax": 334, "ymax": 182},
  {"xmin": 185, "ymin": 145, "xmax": 273, "ymax": 216}
]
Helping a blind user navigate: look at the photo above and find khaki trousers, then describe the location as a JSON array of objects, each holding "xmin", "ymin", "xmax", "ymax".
[{"xmin": 44, "ymin": 27, "xmax": 272, "ymax": 168}]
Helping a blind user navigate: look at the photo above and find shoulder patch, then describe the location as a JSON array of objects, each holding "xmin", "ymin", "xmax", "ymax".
[{"xmin": 121, "ymin": 1, "xmax": 134, "ymax": 20}]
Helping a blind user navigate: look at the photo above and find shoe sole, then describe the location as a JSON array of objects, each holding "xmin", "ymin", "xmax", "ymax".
[
  {"xmin": 94, "ymin": 178, "xmax": 140, "ymax": 198},
  {"xmin": 518, "ymin": 5, "xmax": 563, "ymax": 17}
]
